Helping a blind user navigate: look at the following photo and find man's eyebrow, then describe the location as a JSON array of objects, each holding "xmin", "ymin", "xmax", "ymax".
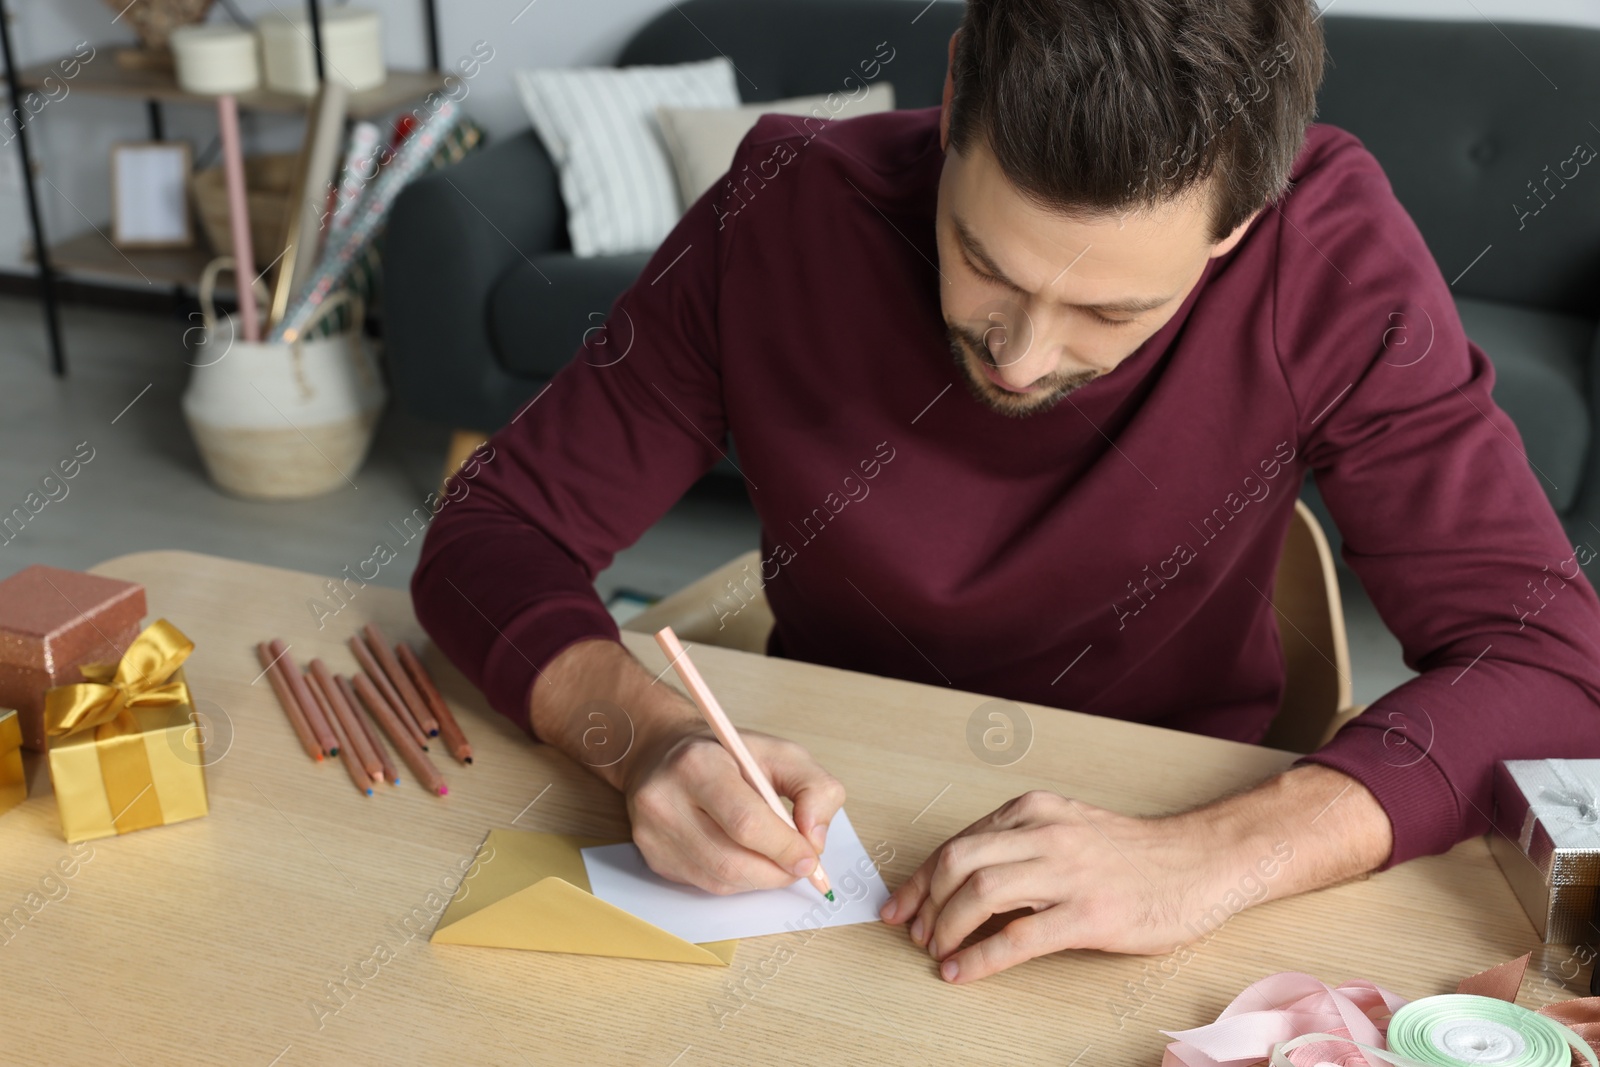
[{"xmin": 951, "ymin": 214, "xmax": 1175, "ymax": 315}]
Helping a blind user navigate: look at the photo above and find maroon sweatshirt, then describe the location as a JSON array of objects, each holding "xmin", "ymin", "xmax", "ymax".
[{"xmin": 412, "ymin": 107, "xmax": 1600, "ymax": 867}]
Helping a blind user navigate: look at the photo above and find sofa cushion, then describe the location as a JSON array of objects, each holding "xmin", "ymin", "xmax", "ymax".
[
  {"xmin": 1456, "ymin": 295, "xmax": 1594, "ymax": 513},
  {"xmin": 657, "ymin": 82, "xmax": 895, "ymax": 209},
  {"xmin": 489, "ymin": 252, "xmax": 652, "ymax": 380},
  {"xmin": 513, "ymin": 58, "xmax": 740, "ymax": 258}
]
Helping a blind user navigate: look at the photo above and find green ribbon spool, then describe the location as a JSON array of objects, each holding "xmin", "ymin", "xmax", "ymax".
[
  {"xmin": 1386, "ymin": 995, "xmax": 1590, "ymax": 1066},
  {"xmin": 1269, "ymin": 994, "xmax": 1597, "ymax": 1067}
]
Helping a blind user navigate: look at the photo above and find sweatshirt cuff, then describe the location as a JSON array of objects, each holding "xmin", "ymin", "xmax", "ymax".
[
  {"xmin": 480, "ymin": 596, "xmax": 622, "ymax": 740},
  {"xmin": 1295, "ymin": 720, "xmax": 1461, "ymax": 870}
]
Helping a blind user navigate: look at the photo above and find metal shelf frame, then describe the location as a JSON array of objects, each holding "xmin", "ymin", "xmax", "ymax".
[{"xmin": 0, "ymin": 0, "xmax": 442, "ymax": 375}]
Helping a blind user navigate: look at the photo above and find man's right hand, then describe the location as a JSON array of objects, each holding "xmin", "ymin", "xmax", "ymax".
[{"xmin": 528, "ymin": 638, "xmax": 846, "ymax": 895}]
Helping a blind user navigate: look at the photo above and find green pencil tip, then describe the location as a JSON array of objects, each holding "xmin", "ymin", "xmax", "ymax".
[{"xmin": 825, "ymin": 890, "xmax": 835, "ymax": 902}]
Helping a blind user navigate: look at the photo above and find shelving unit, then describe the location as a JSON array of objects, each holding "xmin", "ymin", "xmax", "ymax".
[
  {"xmin": 14, "ymin": 59, "xmax": 446, "ymax": 118},
  {"xmin": 0, "ymin": 0, "xmax": 444, "ymax": 375}
]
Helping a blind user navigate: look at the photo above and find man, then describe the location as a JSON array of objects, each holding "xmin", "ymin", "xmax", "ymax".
[{"xmin": 413, "ymin": 0, "xmax": 1600, "ymax": 985}]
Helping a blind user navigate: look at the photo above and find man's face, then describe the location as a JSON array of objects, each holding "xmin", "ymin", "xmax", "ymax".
[{"xmin": 934, "ymin": 139, "xmax": 1253, "ymax": 417}]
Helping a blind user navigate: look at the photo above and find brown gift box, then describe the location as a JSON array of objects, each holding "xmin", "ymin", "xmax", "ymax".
[{"xmin": 0, "ymin": 565, "xmax": 146, "ymax": 752}]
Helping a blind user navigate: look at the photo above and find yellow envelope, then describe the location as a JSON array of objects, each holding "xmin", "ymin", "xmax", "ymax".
[{"xmin": 430, "ymin": 828, "xmax": 738, "ymax": 966}]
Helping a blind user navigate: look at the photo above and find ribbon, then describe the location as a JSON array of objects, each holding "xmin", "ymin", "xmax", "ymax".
[
  {"xmin": 1268, "ymin": 995, "xmax": 1596, "ymax": 1066},
  {"xmin": 1507, "ymin": 759, "xmax": 1600, "ymax": 853},
  {"xmin": 45, "ymin": 618, "xmax": 195, "ymax": 835},
  {"xmin": 1536, "ymin": 760, "xmax": 1600, "ymax": 842},
  {"xmin": 1161, "ymin": 973, "xmax": 1409, "ymax": 1066},
  {"xmin": 1163, "ymin": 956, "xmax": 1600, "ymax": 1067}
]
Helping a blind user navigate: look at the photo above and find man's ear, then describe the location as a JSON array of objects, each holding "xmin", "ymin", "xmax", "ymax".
[
  {"xmin": 940, "ymin": 30, "xmax": 959, "ymax": 152},
  {"xmin": 1209, "ymin": 206, "xmax": 1264, "ymax": 258}
]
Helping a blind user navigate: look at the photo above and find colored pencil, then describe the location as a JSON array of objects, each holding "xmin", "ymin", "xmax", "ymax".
[
  {"xmin": 361, "ymin": 623, "xmax": 439, "ymax": 736},
  {"xmin": 653, "ymin": 626, "xmax": 833, "ymax": 901},
  {"xmin": 256, "ymin": 642, "xmax": 322, "ymax": 761},
  {"xmin": 337, "ymin": 673, "xmax": 399, "ymax": 786},
  {"xmin": 270, "ymin": 639, "xmax": 338, "ymax": 756},
  {"xmin": 348, "ymin": 635, "xmax": 428, "ymax": 748},
  {"xmin": 352, "ymin": 672, "xmax": 447, "ymax": 796},
  {"xmin": 395, "ymin": 642, "xmax": 472, "ymax": 764},
  {"xmin": 309, "ymin": 659, "xmax": 382, "ymax": 784},
  {"xmin": 308, "ymin": 669, "xmax": 371, "ymax": 796}
]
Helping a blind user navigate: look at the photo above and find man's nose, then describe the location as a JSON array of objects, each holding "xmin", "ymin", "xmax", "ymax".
[{"xmin": 983, "ymin": 309, "xmax": 1059, "ymax": 387}]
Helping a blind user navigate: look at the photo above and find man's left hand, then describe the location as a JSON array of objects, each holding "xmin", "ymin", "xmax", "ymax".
[{"xmin": 879, "ymin": 768, "xmax": 1391, "ymax": 984}]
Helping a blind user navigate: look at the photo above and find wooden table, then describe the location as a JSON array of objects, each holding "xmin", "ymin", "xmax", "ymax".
[{"xmin": 0, "ymin": 551, "xmax": 1575, "ymax": 1066}]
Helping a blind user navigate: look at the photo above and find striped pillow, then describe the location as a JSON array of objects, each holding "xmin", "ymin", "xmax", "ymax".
[{"xmin": 515, "ymin": 58, "xmax": 740, "ymax": 258}]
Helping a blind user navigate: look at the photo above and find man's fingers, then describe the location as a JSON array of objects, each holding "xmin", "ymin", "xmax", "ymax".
[
  {"xmin": 938, "ymin": 908, "xmax": 1066, "ymax": 984},
  {"xmin": 882, "ymin": 853, "xmax": 936, "ymax": 925},
  {"xmin": 911, "ymin": 831, "xmax": 1024, "ymax": 947},
  {"xmin": 882, "ymin": 807, "xmax": 1010, "ymax": 925},
  {"xmin": 926, "ymin": 859, "xmax": 1048, "ymax": 961},
  {"xmin": 694, "ymin": 762, "xmax": 818, "ymax": 880},
  {"xmin": 761, "ymin": 738, "xmax": 846, "ymax": 853},
  {"xmin": 634, "ymin": 782, "xmax": 795, "ymax": 893}
]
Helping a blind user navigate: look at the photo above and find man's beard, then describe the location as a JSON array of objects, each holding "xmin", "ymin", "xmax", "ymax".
[{"xmin": 946, "ymin": 322, "xmax": 1100, "ymax": 418}]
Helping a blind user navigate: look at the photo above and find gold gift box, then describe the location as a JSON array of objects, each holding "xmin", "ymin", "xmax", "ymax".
[
  {"xmin": 0, "ymin": 708, "xmax": 24, "ymax": 818},
  {"xmin": 48, "ymin": 664, "xmax": 209, "ymax": 843}
]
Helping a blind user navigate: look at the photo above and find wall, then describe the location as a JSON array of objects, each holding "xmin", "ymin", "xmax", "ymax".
[{"xmin": 0, "ymin": 0, "xmax": 1597, "ymax": 278}]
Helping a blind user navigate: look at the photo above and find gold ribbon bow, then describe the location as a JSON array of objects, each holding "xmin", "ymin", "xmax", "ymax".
[{"xmin": 45, "ymin": 618, "xmax": 195, "ymax": 835}]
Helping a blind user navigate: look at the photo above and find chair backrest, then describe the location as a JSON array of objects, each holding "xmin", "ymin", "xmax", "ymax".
[
  {"xmin": 1317, "ymin": 17, "xmax": 1600, "ymax": 316},
  {"xmin": 621, "ymin": 549, "xmax": 773, "ymax": 655},
  {"xmin": 623, "ymin": 498, "xmax": 1352, "ymax": 752},
  {"xmin": 619, "ymin": 0, "xmax": 965, "ymax": 109},
  {"xmin": 1261, "ymin": 499, "xmax": 1353, "ymax": 753}
]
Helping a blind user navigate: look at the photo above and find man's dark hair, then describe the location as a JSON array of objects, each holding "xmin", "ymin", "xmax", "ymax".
[{"xmin": 947, "ymin": 0, "xmax": 1326, "ymax": 244}]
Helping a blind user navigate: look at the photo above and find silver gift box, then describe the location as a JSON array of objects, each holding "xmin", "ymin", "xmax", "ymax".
[{"xmin": 1489, "ymin": 759, "xmax": 1600, "ymax": 945}]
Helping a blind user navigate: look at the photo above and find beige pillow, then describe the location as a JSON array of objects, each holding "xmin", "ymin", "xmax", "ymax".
[{"xmin": 656, "ymin": 82, "xmax": 895, "ymax": 210}]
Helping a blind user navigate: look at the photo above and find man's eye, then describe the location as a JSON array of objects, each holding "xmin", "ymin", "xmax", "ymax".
[
  {"xmin": 969, "ymin": 263, "xmax": 1004, "ymax": 286},
  {"xmin": 1089, "ymin": 311, "xmax": 1138, "ymax": 327}
]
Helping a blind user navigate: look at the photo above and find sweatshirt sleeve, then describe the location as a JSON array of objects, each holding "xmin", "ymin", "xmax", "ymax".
[
  {"xmin": 408, "ymin": 154, "xmax": 740, "ymax": 739},
  {"xmin": 1275, "ymin": 133, "xmax": 1600, "ymax": 866}
]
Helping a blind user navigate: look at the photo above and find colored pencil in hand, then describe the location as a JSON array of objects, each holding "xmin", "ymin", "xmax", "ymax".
[
  {"xmin": 256, "ymin": 642, "xmax": 321, "ymax": 762},
  {"xmin": 395, "ymin": 642, "xmax": 472, "ymax": 764},
  {"xmin": 653, "ymin": 626, "xmax": 834, "ymax": 901}
]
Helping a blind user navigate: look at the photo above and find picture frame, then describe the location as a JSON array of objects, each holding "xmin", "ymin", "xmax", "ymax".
[{"xmin": 110, "ymin": 141, "xmax": 194, "ymax": 249}]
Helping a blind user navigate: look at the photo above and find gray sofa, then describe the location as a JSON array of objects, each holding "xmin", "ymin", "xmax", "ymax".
[
  {"xmin": 383, "ymin": 2, "xmax": 1600, "ymax": 552},
  {"xmin": 383, "ymin": 0, "xmax": 964, "ymax": 433}
]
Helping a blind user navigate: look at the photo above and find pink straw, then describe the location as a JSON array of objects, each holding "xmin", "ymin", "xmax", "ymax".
[{"xmin": 215, "ymin": 94, "xmax": 259, "ymax": 342}]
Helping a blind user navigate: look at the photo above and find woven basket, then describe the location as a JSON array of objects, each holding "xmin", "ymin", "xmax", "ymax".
[
  {"xmin": 182, "ymin": 257, "xmax": 385, "ymax": 500},
  {"xmin": 186, "ymin": 417, "xmax": 381, "ymax": 500},
  {"xmin": 191, "ymin": 153, "xmax": 296, "ymax": 275}
]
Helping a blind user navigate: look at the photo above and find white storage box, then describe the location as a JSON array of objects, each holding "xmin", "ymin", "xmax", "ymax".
[
  {"xmin": 170, "ymin": 24, "xmax": 260, "ymax": 95},
  {"xmin": 257, "ymin": 8, "xmax": 384, "ymax": 96}
]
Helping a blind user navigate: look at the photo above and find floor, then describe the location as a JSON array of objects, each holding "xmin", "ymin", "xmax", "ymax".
[{"xmin": 0, "ymin": 293, "xmax": 1413, "ymax": 709}]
